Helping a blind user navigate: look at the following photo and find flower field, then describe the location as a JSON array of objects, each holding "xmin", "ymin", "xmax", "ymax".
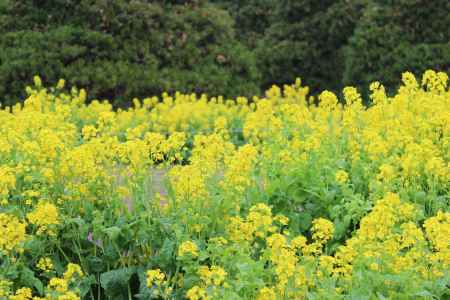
[{"xmin": 0, "ymin": 71, "xmax": 449, "ymax": 299}]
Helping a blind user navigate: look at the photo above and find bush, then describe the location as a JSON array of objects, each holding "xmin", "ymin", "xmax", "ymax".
[
  {"xmin": 344, "ymin": 0, "xmax": 450, "ymax": 93},
  {"xmin": 0, "ymin": 0, "xmax": 260, "ymax": 107},
  {"xmin": 212, "ymin": 0, "xmax": 277, "ymax": 47},
  {"xmin": 256, "ymin": 0, "xmax": 362, "ymax": 92},
  {"xmin": 1, "ymin": 0, "xmax": 449, "ymax": 105}
]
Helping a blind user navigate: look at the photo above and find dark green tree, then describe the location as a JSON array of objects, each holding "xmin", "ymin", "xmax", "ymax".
[
  {"xmin": 211, "ymin": 0, "xmax": 277, "ymax": 47},
  {"xmin": 256, "ymin": 0, "xmax": 363, "ymax": 93},
  {"xmin": 1, "ymin": 0, "xmax": 448, "ymax": 106},
  {"xmin": 344, "ymin": 0, "xmax": 450, "ymax": 94},
  {"xmin": 0, "ymin": 0, "xmax": 260, "ymax": 107}
]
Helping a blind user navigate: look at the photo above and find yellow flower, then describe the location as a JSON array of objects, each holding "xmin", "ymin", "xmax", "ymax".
[
  {"xmin": 312, "ymin": 218, "xmax": 334, "ymax": 244},
  {"xmin": 256, "ymin": 287, "xmax": 276, "ymax": 300},
  {"xmin": 33, "ymin": 75, "xmax": 42, "ymax": 87},
  {"xmin": 186, "ymin": 286, "xmax": 209, "ymax": 300},
  {"xmin": 335, "ymin": 170, "xmax": 349, "ymax": 184},
  {"xmin": 318, "ymin": 90, "xmax": 338, "ymax": 109},
  {"xmin": 146, "ymin": 269, "xmax": 166, "ymax": 287},
  {"xmin": 343, "ymin": 86, "xmax": 362, "ymax": 106},
  {"xmin": 209, "ymin": 237, "xmax": 228, "ymax": 246},
  {"xmin": 0, "ymin": 280, "xmax": 12, "ymax": 298},
  {"xmin": 57, "ymin": 291, "xmax": 81, "ymax": 300},
  {"xmin": 0, "ymin": 166, "xmax": 16, "ymax": 203},
  {"xmin": 291, "ymin": 235, "xmax": 307, "ymax": 250},
  {"xmin": 48, "ymin": 278, "xmax": 69, "ymax": 293},
  {"xmin": 274, "ymin": 214, "xmax": 289, "ymax": 226},
  {"xmin": 56, "ymin": 79, "xmax": 66, "ymax": 89},
  {"xmin": 424, "ymin": 211, "xmax": 450, "ymax": 253},
  {"xmin": 63, "ymin": 263, "xmax": 83, "ymax": 280},
  {"xmin": 197, "ymin": 265, "xmax": 227, "ymax": 286},
  {"xmin": 0, "ymin": 213, "xmax": 27, "ymax": 254},
  {"xmin": 178, "ymin": 241, "xmax": 199, "ymax": 258},
  {"xmin": 27, "ymin": 200, "xmax": 59, "ymax": 235},
  {"xmin": 37, "ymin": 257, "xmax": 53, "ymax": 273},
  {"xmin": 369, "ymin": 262, "xmax": 379, "ymax": 271},
  {"xmin": 82, "ymin": 125, "xmax": 98, "ymax": 140},
  {"xmin": 377, "ymin": 164, "xmax": 395, "ymax": 182},
  {"xmin": 9, "ymin": 287, "xmax": 33, "ymax": 300}
]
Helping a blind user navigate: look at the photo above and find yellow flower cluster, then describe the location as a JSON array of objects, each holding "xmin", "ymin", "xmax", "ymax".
[
  {"xmin": 5, "ymin": 264, "xmax": 83, "ymax": 300},
  {"xmin": 26, "ymin": 201, "xmax": 59, "ymax": 235},
  {"xmin": 178, "ymin": 241, "xmax": 199, "ymax": 258},
  {"xmin": 227, "ymin": 203, "xmax": 278, "ymax": 242},
  {"xmin": 256, "ymin": 287, "xmax": 276, "ymax": 300},
  {"xmin": 311, "ymin": 218, "xmax": 334, "ymax": 244},
  {"xmin": 329, "ymin": 193, "xmax": 450, "ymax": 281},
  {"xmin": 9, "ymin": 287, "xmax": 33, "ymax": 300},
  {"xmin": 186, "ymin": 285, "xmax": 210, "ymax": 300},
  {"xmin": 146, "ymin": 269, "xmax": 165, "ymax": 286},
  {"xmin": 185, "ymin": 265, "xmax": 228, "ymax": 300},
  {"xmin": 334, "ymin": 170, "xmax": 349, "ymax": 184},
  {"xmin": 0, "ymin": 280, "xmax": 12, "ymax": 298},
  {"xmin": 0, "ymin": 70, "xmax": 447, "ymax": 298},
  {"xmin": 145, "ymin": 268, "xmax": 173, "ymax": 298},
  {"xmin": 197, "ymin": 265, "xmax": 227, "ymax": 286},
  {"xmin": 185, "ymin": 266, "xmax": 228, "ymax": 300},
  {"xmin": 0, "ymin": 213, "xmax": 26, "ymax": 254},
  {"xmin": 0, "ymin": 166, "xmax": 16, "ymax": 205},
  {"xmin": 194, "ymin": 198, "xmax": 449, "ymax": 298},
  {"xmin": 63, "ymin": 263, "xmax": 83, "ymax": 280},
  {"xmin": 36, "ymin": 257, "xmax": 53, "ymax": 273}
]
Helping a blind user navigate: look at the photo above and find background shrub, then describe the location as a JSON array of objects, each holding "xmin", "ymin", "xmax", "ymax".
[
  {"xmin": 255, "ymin": 0, "xmax": 362, "ymax": 92},
  {"xmin": 0, "ymin": 0, "xmax": 260, "ymax": 106},
  {"xmin": 343, "ymin": 0, "xmax": 450, "ymax": 94},
  {"xmin": 0, "ymin": 0, "xmax": 448, "ymax": 106}
]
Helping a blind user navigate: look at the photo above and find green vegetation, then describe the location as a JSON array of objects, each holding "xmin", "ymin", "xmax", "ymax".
[{"xmin": 0, "ymin": 0, "xmax": 448, "ymax": 106}]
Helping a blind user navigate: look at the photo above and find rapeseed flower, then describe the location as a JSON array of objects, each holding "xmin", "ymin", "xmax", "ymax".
[
  {"xmin": 178, "ymin": 241, "xmax": 199, "ymax": 258},
  {"xmin": 27, "ymin": 200, "xmax": 59, "ymax": 235},
  {"xmin": 37, "ymin": 257, "xmax": 53, "ymax": 273},
  {"xmin": 0, "ymin": 213, "xmax": 26, "ymax": 254},
  {"xmin": 146, "ymin": 269, "xmax": 166, "ymax": 286}
]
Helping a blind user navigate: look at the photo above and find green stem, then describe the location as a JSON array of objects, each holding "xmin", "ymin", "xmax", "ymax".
[
  {"xmin": 112, "ymin": 241, "xmax": 126, "ymax": 267},
  {"xmin": 89, "ymin": 288, "xmax": 95, "ymax": 300},
  {"xmin": 98, "ymin": 273, "xmax": 101, "ymax": 300},
  {"xmin": 73, "ymin": 240, "xmax": 86, "ymax": 269},
  {"xmin": 128, "ymin": 283, "xmax": 133, "ymax": 300},
  {"xmin": 56, "ymin": 243, "xmax": 71, "ymax": 263}
]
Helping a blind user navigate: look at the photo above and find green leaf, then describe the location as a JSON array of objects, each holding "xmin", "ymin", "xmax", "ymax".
[
  {"xmin": 135, "ymin": 268, "xmax": 153, "ymax": 300},
  {"xmin": 87, "ymin": 256, "xmax": 106, "ymax": 273},
  {"xmin": 297, "ymin": 212, "xmax": 313, "ymax": 231},
  {"xmin": 103, "ymin": 226, "xmax": 122, "ymax": 241},
  {"xmin": 100, "ymin": 267, "xmax": 136, "ymax": 298},
  {"xmin": 157, "ymin": 238, "xmax": 175, "ymax": 265},
  {"xmin": 334, "ymin": 220, "xmax": 347, "ymax": 240},
  {"xmin": 78, "ymin": 275, "xmax": 97, "ymax": 298},
  {"xmin": 19, "ymin": 267, "xmax": 44, "ymax": 295}
]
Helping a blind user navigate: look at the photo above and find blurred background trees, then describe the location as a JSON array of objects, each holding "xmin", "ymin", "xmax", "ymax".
[
  {"xmin": 343, "ymin": 0, "xmax": 450, "ymax": 93},
  {"xmin": 0, "ymin": 0, "xmax": 448, "ymax": 106}
]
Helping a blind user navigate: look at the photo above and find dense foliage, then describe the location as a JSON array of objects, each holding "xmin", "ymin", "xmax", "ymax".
[
  {"xmin": 0, "ymin": 0, "xmax": 260, "ymax": 106},
  {"xmin": 343, "ymin": 0, "xmax": 450, "ymax": 93},
  {"xmin": 0, "ymin": 71, "xmax": 449, "ymax": 299},
  {"xmin": 0, "ymin": 0, "xmax": 449, "ymax": 106},
  {"xmin": 255, "ymin": 0, "xmax": 361, "ymax": 92}
]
